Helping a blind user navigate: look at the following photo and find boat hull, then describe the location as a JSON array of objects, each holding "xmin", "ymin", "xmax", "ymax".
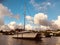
[{"xmin": 12, "ymin": 32, "xmax": 38, "ymax": 39}]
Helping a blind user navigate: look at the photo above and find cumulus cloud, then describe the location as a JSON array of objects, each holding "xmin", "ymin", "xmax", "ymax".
[
  {"xmin": 34, "ymin": 13, "xmax": 60, "ymax": 30},
  {"xmin": 54, "ymin": 16, "xmax": 60, "ymax": 26},
  {"xmin": 8, "ymin": 21, "xmax": 33, "ymax": 30},
  {"xmin": 0, "ymin": 4, "xmax": 20, "ymax": 26},
  {"xmin": 0, "ymin": 1, "xmax": 57, "ymax": 31},
  {"xmin": 25, "ymin": 24, "xmax": 32, "ymax": 30},
  {"xmin": 8, "ymin": 21, "xmax": 17, "ymax": 30},
  {"xmin": 33, "ymin": 13, "xmax": 50, "ymax": 30},
  {"xmin": 50, "ymin": 23, "xmax": 58, "ymax": 30},
  {"xmin": 30, "ymin": 0, "xmax": 54, "ymax": 11},
  {"xmin": 34, "ymin": 13, "xmax": 48, "ymax": 25},
  {"xmin": 53, "ymin": 16, "xmax": 60, "ymax": 29},
  {"xmin": 25, "ymin": 15, "xmax": 33, "ymax": 23},
  {"xmin": 8, "ymin": 21, "xmax": 24, "ymax": 30},
  {"xmin": 25, "ymin": 13, "xmax": 60, "ymax": 30},
  {"xmin": 40, "ymin": 25, "xmax": 50, "ymax": 30},
  {"xmin": 0, "ymin": 4, "xmax": 20, "ymax": 18},
  {"xmin": 1, "ymin": 13, "xmax": 60, "ymax": 31},
  {"xmin": 3, "ymin": 13, "xmax": 60, "ymax": 30},
  {"xmin": 0, "ymin": 25, "xmax": 11, "ymax": 31},
  {"xmin": 0, "ymin": 22, "xmax": 23, "ymax": 31},
  {"xmin": 18, "ymin": 23, "xmax": 24, "ymax": 29},
  {"xmin": 26, "ymin": 15, "xmax": 33, "ymax": 20}
]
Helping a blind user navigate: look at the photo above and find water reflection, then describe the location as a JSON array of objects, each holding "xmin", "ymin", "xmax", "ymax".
[
  {"xmin": 55, "ymin": 37, "xmax": 60, "ymax": 45},
  {"xmin": 0, "ymin": 35, "xmax": 60, "ymax": 45}
]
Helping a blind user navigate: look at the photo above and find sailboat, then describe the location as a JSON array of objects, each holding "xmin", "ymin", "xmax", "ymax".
[
  {"xmin": 12, "ymin": 0, "xmax": 41, "ymax": 40},
  {"xmin": 12, "ymin": 31, "xmax": 40, "ymax": 39}
]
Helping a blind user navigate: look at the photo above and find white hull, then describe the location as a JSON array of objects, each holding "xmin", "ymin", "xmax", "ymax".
[{"xmin": 12, "ymin": 32, "xmax": 38, "ymax": 39}]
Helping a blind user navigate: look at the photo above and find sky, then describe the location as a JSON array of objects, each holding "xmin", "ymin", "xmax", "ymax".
[{"xmin": 0, "ymin": 0, "xmax": 60, "ymax": 30}]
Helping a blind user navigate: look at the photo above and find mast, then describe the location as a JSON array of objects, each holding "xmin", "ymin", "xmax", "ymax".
[{"xmin": 24, "ymin": 0, "xmax": 26, "ymax": 30}]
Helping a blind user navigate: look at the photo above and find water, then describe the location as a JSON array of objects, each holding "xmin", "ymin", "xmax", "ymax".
[{"xmin": 0, "ymin": 34, "xmax": 60, "ymax": 45}]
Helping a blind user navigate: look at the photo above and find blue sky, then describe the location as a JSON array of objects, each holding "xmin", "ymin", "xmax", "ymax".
[{"xmin": 0, "ymin": 0, "xmax": 60, "ymax": 25}]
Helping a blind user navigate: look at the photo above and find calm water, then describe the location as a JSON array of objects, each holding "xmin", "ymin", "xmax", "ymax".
[{"xmin": 0, "ymin": 34, "xmax": 60, "ymax": 45}]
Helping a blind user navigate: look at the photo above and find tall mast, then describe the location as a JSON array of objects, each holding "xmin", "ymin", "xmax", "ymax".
[{"xmin": 24, "ymin": 0, "xmax": 26, "ymax": 30}]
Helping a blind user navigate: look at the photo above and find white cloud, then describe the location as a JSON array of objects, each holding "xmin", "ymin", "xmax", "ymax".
[
  {"xmin": 33, "ymin": 13, "xmax": 60, "ymax": 30},
  {"xmin": 26, "ymin": 13, "xmax": 60, "ymax": 30},
  {"xmin": 25, "ymin": 15, "xmax": 33, "ymax": 24},
  {"xmin": 25, "ymin": 24, "xmax": 32, "ymax": 30},
  {"xmin": 1, "ymin": 14, "xmax": 60, "ymax": 31},
  {"xmin": 40, "ymin": 25, "xmax": 50, "ymax": 30},
  {"xmin": 8, "ymin": 21, "xmax": 24, "ymax": 30},
  {"xmin": 50, "ymin": 23, "xmax": 58, "ymax": 30},
  {"xmin": 8, "ymin": 21, "xmax": 17, "ymax": 30},
  {"xmin": 35, "ymin": 13, "xmax": 60, "ymax": 30},
  {"xmin": 0, "ymin": 4, "xmax": 20, "ymax": 19},
  {"xmin": 0, "ymin": 4, "xmax": 20, "ymax": 26},
  {"xmin": 7, "ymin": 14, "xmax": 20, "ymax": 20},
  {"xmin": 25, "ymin": 15, "xmax": 33, "ymax": 21},
  {"xmin": 2, "ymin": 13, "xmax": 60, "ymax": 31},
  {"xmin": 18, "ymin": 23, "xmax": 24, "ymax": 29},
  {"xmin": 0, "ymin": 3, "xmax": 60, "ymax": 31},
  {"xmin": 30, "ymin": 0, "xmax": 54, "ymax": 11},
  {"xmin": 33, "ymin": 25, "xmax": 40, "ymax": 31},
  {"xmin": 53, "ymin": 16, "xmax": 60, "ymax": 29},
  {"xmin": 34, "ymin": 13, "xmax": 48, "ymax": 25},
  {"xmin": 0, "ymin": 25, "xmax": 11, "ymax": 31}
]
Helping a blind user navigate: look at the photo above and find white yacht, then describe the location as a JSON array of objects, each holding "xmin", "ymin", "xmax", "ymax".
[{"xmin": 12, "ymin": 31, "xmax": 39, "ymax": 39}]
